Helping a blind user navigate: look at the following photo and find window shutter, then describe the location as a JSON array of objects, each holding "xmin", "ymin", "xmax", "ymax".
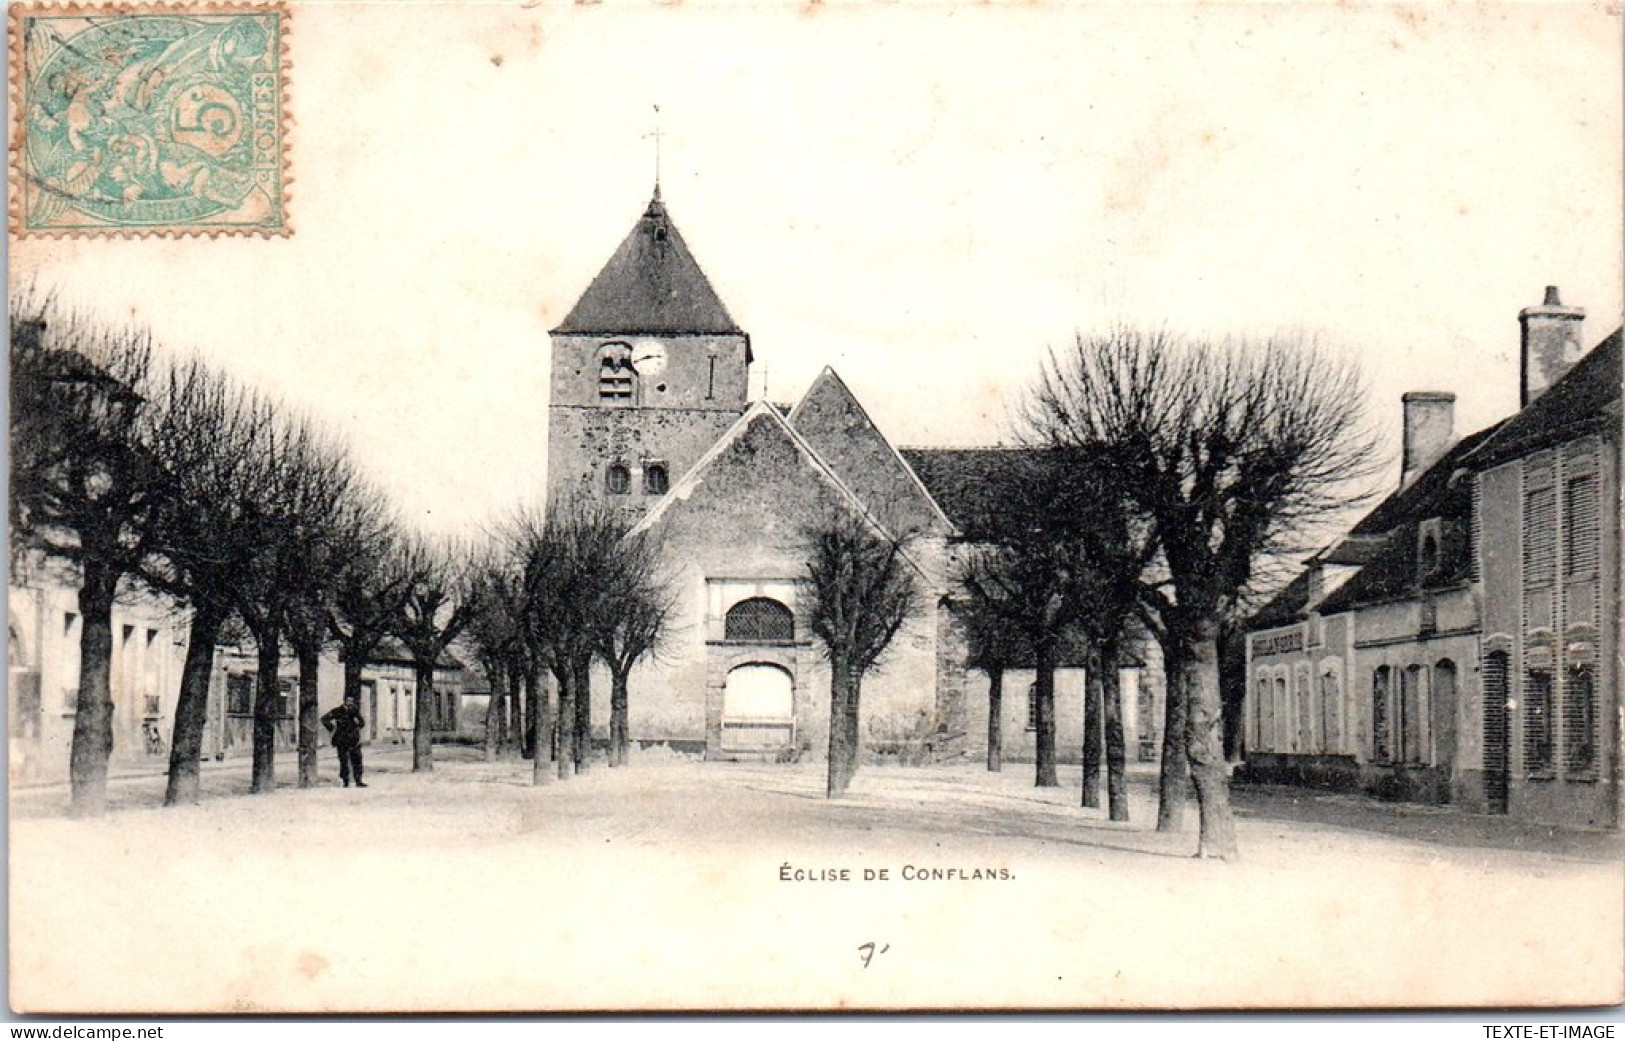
[
  {"xmin": 1563, "ymin": 472, "xmax": 1598, "ymax": 578},
  {"xmin": 1523, "ymin": 668, "xmax": 1554, "ymax": 777},
  {"xmin": 1522, "ymin": 485, "xmax": 1556, "ymax": 589}
]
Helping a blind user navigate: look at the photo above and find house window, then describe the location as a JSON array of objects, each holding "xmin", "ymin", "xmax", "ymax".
[
  {"xmin": 644, "ymin": 462, "xmax": 669, "ymax": 495},
  {"xmin": 1256, "ymin": 675, "xmax": 1274, "ymax": 751},
  {"xmin": 227, "ymin": 674, "xmax": 254, "ymax": 715},
  {"xmin": 1273, "ymin": 674, "xmax": 1289, "ymax": 752},
  {"xmin": 1563, "ymin": 472, "xmax": 1599, "ymax": 578},
  {"xmin": 606, "ymin": 463, "xmax": 631, "ymax": 495},
  {"xmin": 1371, "ymin": 666, "xmax": 1392, "ymax": 763},
  {"xmin": 598, "ymin": 343, "xmax": 636, "ymax": 403},
  {"xmin": 1400, "ymin": 665, "xmax": 1427, "ymax": 764},
  {"xmin": 724, "ymin": 597, "xmax": 794, "ymax": 642},
  {"xmin": 1523, "ymin": 485, "xmax": 1557, "ymax": 588},
  {"xmin": 1482, "ymin": 649, "xmax": 1510, "ymax": 770},
  {"xmin": 1419, "ymin": 530, "xmax": 1440, "ymax": 580},
  {"xmin": 1294, "ymin": 663, "xmax": 1313, "ymax": 753},
  {"xmin": 1319, "ymin": 667, "xmax": 1343, "ymax": 754},
  {"xmin": 1563, "ymin": 659, "xmax": 1597, "ymax": 778},
  {"xmin": 1524, "ymin": 668, "xmax": 1554, "ymax": 777}
]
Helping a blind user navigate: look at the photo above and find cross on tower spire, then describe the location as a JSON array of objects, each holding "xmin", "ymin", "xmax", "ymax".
[{"xmin": 644, "ymin": 104, "xmax": 664, "ymax": 192}]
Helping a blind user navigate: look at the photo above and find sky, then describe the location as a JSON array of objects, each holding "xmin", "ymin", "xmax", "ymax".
[{"xmin": 11, "ymin": 1, "xmax": 1623, "ymax": 536}]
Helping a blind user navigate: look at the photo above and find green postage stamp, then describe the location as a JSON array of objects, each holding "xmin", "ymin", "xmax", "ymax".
[{"xmin": 10, "ymin": 3, "xmax": 289, "ymax": 236}]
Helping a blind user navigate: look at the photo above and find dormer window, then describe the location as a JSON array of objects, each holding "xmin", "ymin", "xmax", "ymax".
[
  {"xmin": 598, "ymin": 343, "xmax": 636, "ymax": 404},
  {"xmin": 1417, "ymin": 519, "xmax": 1443, "ymax": 582}
]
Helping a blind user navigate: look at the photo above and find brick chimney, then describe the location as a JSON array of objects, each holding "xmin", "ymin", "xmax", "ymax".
[
  {"xmin": 1401, "ymin": 391, "xmax": 1455, "ymax": 488},
  {"xmin": 1520, "ymin": 285, "xmax": 1585, "ymax": 407}
]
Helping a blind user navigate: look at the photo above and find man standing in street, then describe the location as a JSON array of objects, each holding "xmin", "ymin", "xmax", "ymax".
[{"xmin": 321, "ymin": 695, "xmax": 367, "ymax": 788}]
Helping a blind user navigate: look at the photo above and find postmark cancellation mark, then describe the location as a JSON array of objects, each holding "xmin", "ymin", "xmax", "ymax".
[{"xmin": 9, "ymin": 3, "xmax": 290, "ymax": 237}]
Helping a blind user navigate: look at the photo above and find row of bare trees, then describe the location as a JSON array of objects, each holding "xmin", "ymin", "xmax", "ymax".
[
  {"xmin": 457, "ymin": 500, "xmax": 674, "ymax": 784},
  {"xmin": 953, "ymin": 328, "xmax": 1379, "ymax": 858},
  {"xmin": 9, "ymin": 296, "xmax": 475, "ymax": 815}
]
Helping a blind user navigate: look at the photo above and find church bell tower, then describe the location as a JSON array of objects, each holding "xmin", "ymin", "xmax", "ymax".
[{"xmin": 546, "ymin": 188, "xmax": 753, "ymax": 517}]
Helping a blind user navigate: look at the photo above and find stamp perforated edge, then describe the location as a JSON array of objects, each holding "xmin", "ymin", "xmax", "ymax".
[{"xmin": 7, "ymin": 1, "xmax": 293, "ymax": 239}]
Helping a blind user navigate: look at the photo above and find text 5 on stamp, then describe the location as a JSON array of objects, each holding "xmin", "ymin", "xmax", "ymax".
[{"xmin": 10, "ymin": 3, "xmax": 290, "ymax": 236}]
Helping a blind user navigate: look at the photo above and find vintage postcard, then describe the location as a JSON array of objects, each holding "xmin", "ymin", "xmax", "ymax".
[{"xmin": 6, "ymin": 0, "xmax": 1623, "ymax": 1017}]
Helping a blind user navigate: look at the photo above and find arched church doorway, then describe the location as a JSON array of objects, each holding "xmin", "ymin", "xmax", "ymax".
[{"xmin": 722, "ymin": 663, "xmax": 795, "ymax": 752}]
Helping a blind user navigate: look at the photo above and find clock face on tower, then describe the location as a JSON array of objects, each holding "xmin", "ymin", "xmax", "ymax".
[{"xmin": 631, "ymin": 339, "xmax": 668, "ymax": 377}]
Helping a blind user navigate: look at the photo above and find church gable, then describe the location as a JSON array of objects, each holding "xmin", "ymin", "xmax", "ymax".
[
  {"xmin": 553, "ymin": 190, "xmax": 745, "ymax": 340},
  {"xmin": 786, "ymin": 368, "xmax": 953, "ymax": 540},
  {"xmin": 633, "ymin": 403, "xmax": 927, "ymax": 581}
]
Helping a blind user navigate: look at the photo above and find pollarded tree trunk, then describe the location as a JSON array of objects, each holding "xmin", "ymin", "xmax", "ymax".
[
  {"xmin": 412, "ymin": 661, "xmax": 435, "ymax": 772},
  {"xmin": 483, "ymin": 659, "xmax": 504, "ymax": 762},
  {"xmin": 1033, "ymin": 633, "xmax": 1059, "ymax": 788},
  {"xmin": 341, "ymin": 654, "xmax": 367, "ymax": 706},
  {"xmin": 986, "ymin": 665, "xmax": 1004, "ymax": 773},
  {"xmin": 295, "ymin": 640, "xmax": 321, "ymax": 788},
  {"xmin": 1156, "ymin": 637, "xmax": 1190, "ymax": 832},
  {"xmin": 826, "ymin": 656, "xmax": 861, "ymax": 799},
  {"xmin": 527, "ymin": 669, "xmax": 549, "ymax": 786},
  {"xmin": 573, "ymin": 657, "xmax": 592, "ymax": 772},
  {"xmin": 1102, "ymin": 648, "xmax": 1128, "ymax": 822},
  {"xmin": 1081, "ymin": 654, "xmax": 1103, "ymax": 809},
  {"xmin": 533, "ymin": 667, "xmax": 552, "ymax": 763},
  {"xmin": 166, "ymin": 604, "xmax": 226, "ymax": 806},
  {"xmin": 251, "ymin": 632, "xmax": 282, "ymax": 794},
  {"xmin": 1185, "ymin": 620, "xmax": 1238, "ymax": 859},
  {"xmin": 512, "ymin": 661, "xmax": 529, "ymax": 759},
  {"xmin": 554, "ymin": 666, "xmax": 575, "ymax": 781},
  {"xmin": 69, "ymin": 563, "xmax": 119, "ymax": 818},
  {"xmin": 609, "ymin": 668, "xmax": 630, "ymax": 767}
]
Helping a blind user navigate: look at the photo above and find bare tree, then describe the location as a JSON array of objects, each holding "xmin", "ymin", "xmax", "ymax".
[
  {"xmin": 953, "ymin": 450, "xmax": 1104, "ymax": 790},
  {"xmin": 514, "ymin": 501, "xmax": 629, "ymax": 781},
  {"xmin": 1033, "ymin": 328, "xmax": 1380, "ymax": 858},
  {"xmin": 234, "ymin": 416, "xmax": 358, "ymax": 794},
  {"xmin": 10, "ymin": 299, "xmax": 170, "ymax": 816},
  {"xmin": 514, "ymin": 506, "xmax": 587, "ymax": 782},
  {"xmin": 801, "ymin": 512, "xmax": 921, "ymax": 799},
  {"xmin": 952, "ymin": 585, "xmax": 1024, "ymax": 773},
  {"xmin": 593, "ymin": 527, "xmax": 673, "ymax": 768},
  {"xmin": 393, "ymin": 537, "xmax": 476, "ymax": 773},
  {"xmin": 327, "ymin": 524, "xmax": 414, "ymax": 739},
  {"xmin": 141, "ymin": 357, "xmax": 279, "ymax": 806},
  {"xmin": 285, "ymin": 480, "xmax": 386, "ymax": 788},
  {"xmin": 464, "ymin": 556, "xmax": 526, "ymax": 761}
]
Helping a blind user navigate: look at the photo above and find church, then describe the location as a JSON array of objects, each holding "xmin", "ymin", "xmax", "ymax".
[{"xmin": 548, "ymin": 187, "xmax": 1164, "ymax": 764}]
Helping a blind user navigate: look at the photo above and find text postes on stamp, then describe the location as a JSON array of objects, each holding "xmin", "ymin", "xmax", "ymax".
[{"xmin": 10, "ymin": 4, "xmax": 289, "ymax": 237}]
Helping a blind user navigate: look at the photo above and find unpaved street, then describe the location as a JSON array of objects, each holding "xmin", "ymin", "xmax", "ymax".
[{"xmin": 11, "ymin": 747, "xmax": 1622, "ymax": 1013}]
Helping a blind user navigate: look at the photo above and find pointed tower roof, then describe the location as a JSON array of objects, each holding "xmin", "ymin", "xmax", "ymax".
[{"xmin": 553, "ymin": 189, "xmax": 745, "ymax": 338}]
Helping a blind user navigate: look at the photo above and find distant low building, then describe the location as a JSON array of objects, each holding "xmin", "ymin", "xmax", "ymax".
[{"xmin": 8, "ymin": 564, "xmax": 475, "ymax": 783}]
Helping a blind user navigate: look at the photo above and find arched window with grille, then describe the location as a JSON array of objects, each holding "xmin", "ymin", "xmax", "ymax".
[
  {"xmin": 643, "ymin": 462, "xmax": 669, "ymax": 495},
  {"xmin": 606, "ymin": 463, "xmax": 631, "ymax": 495},
  {"xmin": 724, "ymin": 597, "xmax": 794, "ymax": 643}
]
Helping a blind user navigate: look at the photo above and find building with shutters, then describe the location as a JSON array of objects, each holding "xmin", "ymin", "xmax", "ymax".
[
  {"xmin": 1242, "ymin": 288, "xmax": 1621, "ymax": 828},
  {"xmin": 1465, "ymin": 314, "xmax": 1619, "ymax": 827}
]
